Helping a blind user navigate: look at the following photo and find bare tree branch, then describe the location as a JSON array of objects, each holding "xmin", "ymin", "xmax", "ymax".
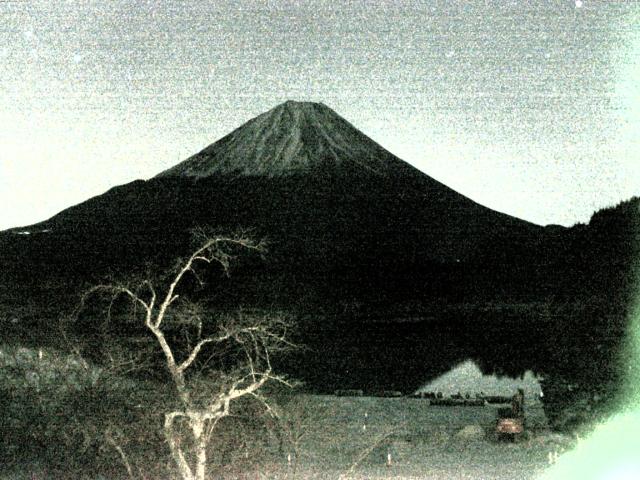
[
  {"xmin": 105, "ymin": 427, "xmax": 135, "ymax": 480},
  {"xmin": 177, "ymin": 337, "xmax": 215, "ymax": 373}
]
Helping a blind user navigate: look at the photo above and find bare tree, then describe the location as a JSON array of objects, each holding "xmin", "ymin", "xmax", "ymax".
[{"xmin": 79, "ymin": 233, "xmax": 293, "ymax": 480}]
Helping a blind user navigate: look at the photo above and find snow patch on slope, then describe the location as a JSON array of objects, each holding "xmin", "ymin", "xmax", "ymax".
[{"xmin": 156, "ymin": 101, "xmax": 402, "ymax": 178}]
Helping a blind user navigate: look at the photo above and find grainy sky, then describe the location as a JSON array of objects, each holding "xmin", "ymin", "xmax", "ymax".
[{"xmin": 1, "ymin": 0, "xmax": 638, "ymax": 230}]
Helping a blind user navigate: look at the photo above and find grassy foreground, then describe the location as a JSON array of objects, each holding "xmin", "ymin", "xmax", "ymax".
[{"xmin": 1, "ymin": 345, "xmax": 578, "ymax": 479}]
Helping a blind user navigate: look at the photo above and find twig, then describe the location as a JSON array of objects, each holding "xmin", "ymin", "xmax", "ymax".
[{"xmin": 105, "ymin": 428, "xmax": 135, "ymax": 480}]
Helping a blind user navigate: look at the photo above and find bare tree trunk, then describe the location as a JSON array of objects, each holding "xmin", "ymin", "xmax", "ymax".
[
  {"xmin": 193, "ymin": 416, "xmax": 209, "ymax": 480},
  {"xmin": 165, "ymin": 412, "xmax": 195, "ymax": 480}
]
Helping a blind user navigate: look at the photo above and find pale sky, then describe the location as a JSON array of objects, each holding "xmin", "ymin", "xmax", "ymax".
[{"xmin": 1, "ymin": 0, "xmax": 639, "ymax": 231}]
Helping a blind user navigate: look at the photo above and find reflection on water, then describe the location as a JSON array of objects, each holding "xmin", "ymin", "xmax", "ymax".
[{"xmin": 418, "ymin": 359, "xmax": 543, "ymax": 399}]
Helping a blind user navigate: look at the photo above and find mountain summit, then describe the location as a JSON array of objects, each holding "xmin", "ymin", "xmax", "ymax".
[{"xmin": 157, "ymin": 101, "xmax": 403, "ymax": 178}]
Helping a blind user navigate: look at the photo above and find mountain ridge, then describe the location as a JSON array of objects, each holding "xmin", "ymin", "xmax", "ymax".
[{"xmin": 3, "ymin": 100, "xmax": 542, "ymax": 236}]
